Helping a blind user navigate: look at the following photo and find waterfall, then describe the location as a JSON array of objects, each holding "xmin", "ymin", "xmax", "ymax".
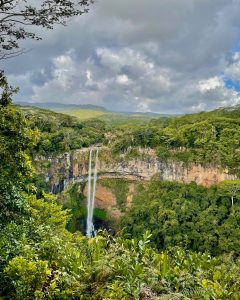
[
  {"xmin": 86, "ymin": 148, "xmax": 99, "ymax": 238},
  {"xmin": 86, "ymin": 149, "xmax": 93, "ymax": 238}
]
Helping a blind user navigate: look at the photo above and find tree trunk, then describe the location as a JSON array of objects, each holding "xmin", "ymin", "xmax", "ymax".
[{"xmin": 231, "ymin": 195, "xmax": 234, "ymax": 207}]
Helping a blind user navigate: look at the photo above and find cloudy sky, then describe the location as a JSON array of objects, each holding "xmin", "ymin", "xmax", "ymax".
[{"xmin": 2, "ymin": 0, "xmax": 240, "ymax": 114}]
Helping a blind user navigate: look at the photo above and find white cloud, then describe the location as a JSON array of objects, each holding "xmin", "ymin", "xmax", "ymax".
[
  {"xmin": 116, "ymin": 74, "xmax": 130, "ymax": 85},
  {"xmin": 3, "ymin": 0, "xmax": 240, "ymax": 113},
  {"xmin": 224, "ymin": 52, "xmax": 240, "ymax": 81},
  {"xmin": 191, "ymin": 103, "xmax": 207, "ymax": 112},
  {"xmin": 199, "ymin": 76, "xmax": 224, "ymax": 93},
  {"xmin": 86, "ymin": 70, "xmax": 92, "ymax": 81}
]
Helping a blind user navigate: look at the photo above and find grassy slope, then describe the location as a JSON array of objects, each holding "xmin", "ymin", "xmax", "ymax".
[
  {"xmin": 60, "ymin": 108, "xmax": 158, "ymax": 126},
  {"xmin": 19, "ymin": 105, "xmax": 78, "ymax": 124},
  {"xmin": 61, "ymin": 108, "xmax": 108, "ymax": 120}
]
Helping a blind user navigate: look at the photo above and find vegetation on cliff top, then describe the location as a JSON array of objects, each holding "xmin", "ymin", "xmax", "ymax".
[
  {"xmin": 110, "ymin": 106, "xmax": 240, "ymax": 175},
  {"xmin": 21, "ymin": 103, "xmax": 240, "ymax": 179},
  {"xmin": 20, "ymin": 106, "xmax": 106, "ymax": 155}
]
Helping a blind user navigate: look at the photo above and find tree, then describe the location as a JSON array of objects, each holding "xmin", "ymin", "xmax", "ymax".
[
  {"xmin": 0, "ymin": 0, "xmax": 93, "ymax": 59},
  {"xmin": 218, "ymin": 180, "xmax": 240, "ymax": 207},
  {"xmin": 0, "ymin": 71, "xmax": 18, "ymax": 106},
  {"xmin": 0, "ymin": 73, "xmax": 38, "ymax": 185},
  {"xmin": 0, "ymin": 71, "xmax": 40, "ymax": 224}
]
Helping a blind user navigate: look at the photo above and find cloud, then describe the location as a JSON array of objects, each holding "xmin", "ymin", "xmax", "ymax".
[
  {"xmin": 2, "ymin": 0, "xmax": 240, "ymax": 113},
  {"xmin": 224, "ymin": 52, "xmax": 240, "ymax": 81},
  {"xmin": 116, "ymin": 74, "xmax": 130, "ymax": 85},
  {"xmin": 199, "ymin": 77, "xmax": 224, "ymax": 93}
]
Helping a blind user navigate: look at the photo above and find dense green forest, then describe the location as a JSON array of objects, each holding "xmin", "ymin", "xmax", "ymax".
[
  {"xmin": 110, "ymin": 107, "xmax": 240, "ymax": 175},
  {"xmin": 19, "ymin": 103, "xmax": 240, "ymax": 180},
  {"xmin": 20, "ymin": 106, "xmax": 106, "ymax": 155},
  {"xmin": 122, "ymin": 180, "xmax": 240, "ymax": 255}
]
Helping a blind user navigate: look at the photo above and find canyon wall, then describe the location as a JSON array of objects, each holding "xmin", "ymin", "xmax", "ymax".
[{"xmin": 36, "ymin": 147, "xmax": 237, "ymax": 194}]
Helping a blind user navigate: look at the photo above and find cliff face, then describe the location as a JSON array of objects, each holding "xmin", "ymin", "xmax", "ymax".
[
  {"xmin": 86, "ymin": 183, "xmax": 123, "ymax": 219},
  {"xmin": 82, "ymin": 181, "xmax": 136, "ymax": 219},
  {"xmin": 36, "ymin": 147, "xmax": 236, "ymax": 194}
]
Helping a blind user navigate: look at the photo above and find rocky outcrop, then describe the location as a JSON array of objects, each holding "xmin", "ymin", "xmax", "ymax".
[
  {"xmin": 35, "ymin": 147, "xmax": 237, "ymax": 194},
  {"xmin": 82, "ymin": 181, "xmax": 137, "ymax": 219},
  {"xmin": 87, "ymin": 183, "xmax": 123, "ymax": 219}
]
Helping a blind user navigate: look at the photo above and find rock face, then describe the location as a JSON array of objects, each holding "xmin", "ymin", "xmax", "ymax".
[
  {"xmin": 36, "ymin": 147, "xmax": 237, "ymax": 194},
  {"xmin": 85, "ymin": 183, "xmax": 123, "ymax": 219},
  {"xmin": 82, "ymin": 181, "xmax": 137, "ymax": 219}
]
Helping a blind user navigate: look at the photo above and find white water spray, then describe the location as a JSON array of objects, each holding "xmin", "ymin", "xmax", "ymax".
[
  {"xmin": 86, "ymin": 148, "xmax": 99, "ymax": 238},
  {"xmin": 86, "ymin": 149, "xmax": 93, "ymax": 238}
]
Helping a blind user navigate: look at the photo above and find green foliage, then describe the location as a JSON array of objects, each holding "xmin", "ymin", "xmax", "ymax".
[
  {"xmin": 0, "ymin": 78, "xmax": 38, "ymax": 225},
  {"xmin": 0, "ymin": 180, "xmax": 26, "ymax": 226},
  {"xmin": 110, "ymin": 109, "xmax": 240, "ymax": 175},
  {"xmin": 218, "ymin": 180, "xmax": 240, "ymax": 206},
  {"xmin": 0, "ymin": 72, "xmax": 19, "ymax": 106},
  {"xmin": 0, "ymin": 105, "xmax": 38, "ymax": 186},
  {"xmin": 20, "ymin": 106, "xmax": 107, "ymax": 155},
  {"xmin": 61, "ymin": 183, "xmax": 86, "ymax": 233},
  {"xmin": 28, "ymin": 193, "xmax": 70, "ymax": 230},
  {"xmin": 5, "ymin": 257, "xmax": 50, "ymax": 300},
  {"xmin": 93, "ymin": 208, "xmax": 107, "ymax": 220},
  {"xmin": 2, "ymin": 211, "xmax": 240, "ymax": 299},
  {"xmin": 156, "ymin": 145, "xmax": 171, "ymax": 161},
  {"xmin": 122, "ymin": 179, "xmax": 240, "ymax": 255}
]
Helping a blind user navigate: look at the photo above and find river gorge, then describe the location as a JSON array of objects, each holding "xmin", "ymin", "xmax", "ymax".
[{"xmin": 34, "ymin": 146, "xmax": 237, "ymax": 232}]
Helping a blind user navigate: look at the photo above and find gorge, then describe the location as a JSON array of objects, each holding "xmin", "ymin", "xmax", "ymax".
[{"xmin": 35, "ymin": 146, "xmax": 238, "ymax": 231}]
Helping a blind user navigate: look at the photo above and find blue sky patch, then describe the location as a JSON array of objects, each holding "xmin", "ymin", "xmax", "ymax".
[{"xmin": 224, "ymin": 78, "xmax": 240, "ymax": 92}]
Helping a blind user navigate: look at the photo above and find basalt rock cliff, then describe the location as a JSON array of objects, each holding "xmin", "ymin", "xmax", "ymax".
[{"xmin": 36, "ymin": 147, "xmax": 236, "ymax": 194}]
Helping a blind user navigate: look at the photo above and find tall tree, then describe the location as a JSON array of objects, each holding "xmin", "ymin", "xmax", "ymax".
[
  {"xmin": 218, "ymin": 180, "xmax": 240, "ymax": 207},
  {"xmin": 0, "ymin": 71, "xmax": 40, "ymax": 224}
]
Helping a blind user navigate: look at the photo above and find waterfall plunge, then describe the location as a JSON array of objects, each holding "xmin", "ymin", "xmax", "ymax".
[{"xmin": 86, "ymin": 148, "xmax": 99, "ymax": 238}]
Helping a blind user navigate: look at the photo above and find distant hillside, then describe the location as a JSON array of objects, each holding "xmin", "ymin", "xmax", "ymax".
[
  {"xmin": 61, "ymin": 108, "xmax": 110, "ymax": 121},
  {"xmin": 170, "ymin": 104, "xmax": 240, "ymax": 126},
  {"xmin": 211, "ymin": 104, "xmax": 240, "ymax": 118},
  {"xmin": 16, "ymin": 101, "xmax": 172, "ymax": 117},
  {"xmin": 15, "ymin": 102, "xmax": 107, "ymax": 112},
  {"xmin": 60, "ymin": 108, "xmax": 165, "ymax": 126},
  {"xmin": 17, "ymin": 104, "xmax": 160, "ymax": 127},
  {"xmin": 17, "ymin": 105, "xmax": 78, "ymax": 124},
  {"xmin": 120, "ymin": 111, "xmax": 173, "ymax": 117}
]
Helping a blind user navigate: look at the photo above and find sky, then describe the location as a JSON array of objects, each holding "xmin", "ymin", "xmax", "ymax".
[{"xmin": 2, "ymin": 0, "xmax": 240, "ymax": 114}]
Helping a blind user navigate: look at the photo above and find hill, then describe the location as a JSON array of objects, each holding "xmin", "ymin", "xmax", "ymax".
[
  {"xmin": 15, "ymin": 101, "xmax": 107, "ymax": 112},
  {"xmin": 17, "ymin": 105, "xmax": 107, "ymax": 155},
  {"xmin": 58, "ymin": 107, "xmax": 172, "ymax": 126},
  {"xmin": 16, "ymin": 102, "xmax": 171, "ymax": 126}
]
